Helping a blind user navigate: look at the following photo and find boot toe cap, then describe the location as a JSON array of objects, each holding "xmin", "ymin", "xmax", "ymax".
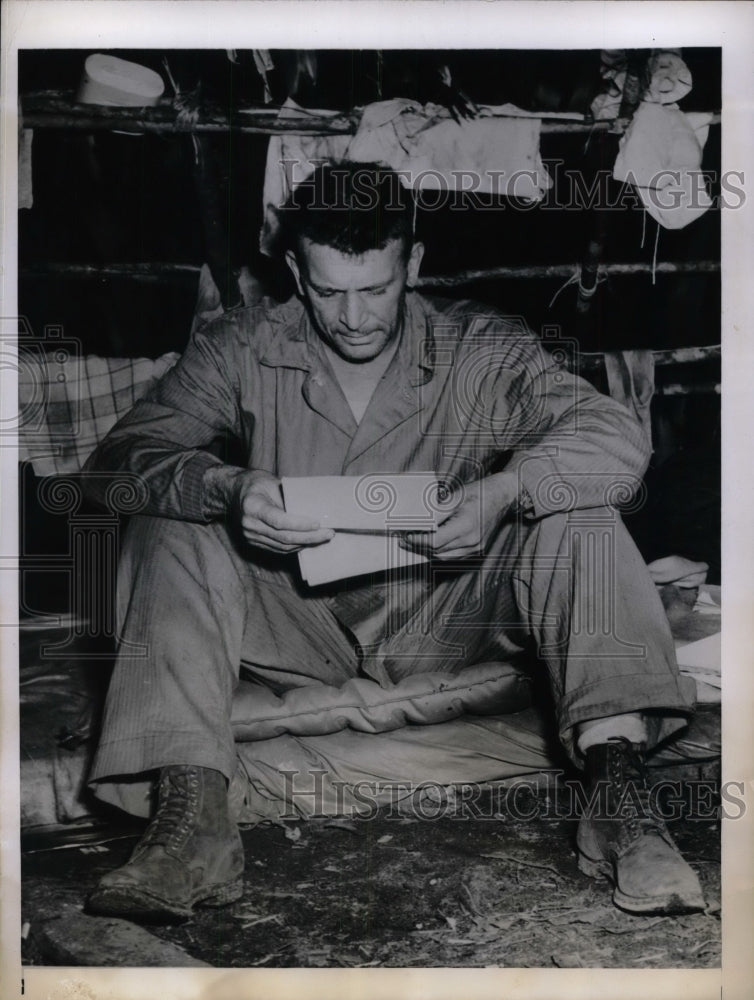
[{"xmin": 613, "ymin": 835, "xmax": 706, "ymax": 913}]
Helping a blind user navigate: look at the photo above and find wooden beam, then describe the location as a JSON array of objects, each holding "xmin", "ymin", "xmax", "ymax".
[
  {"xmin": 20, "ymin": 260, "xmax": 721, "ymax": 284},
  {"xmin": 576, "ymin": 345, "xmax": 720, "ymax": 371},
  {"xmin": 416, "ymin": 261, "xmax": 720, "ymax": 288},
  {"xmin": 21, "ymin": 91, "xmax": 355, "ymax": 136},
  {"xmin": 20, "ymin": 262, "xmax": 202, "ymax": 280},
  {"xmin": 655, "ymin": 382, "xmax": 720, "ymax": 396},
  {"xmin": 20, "ymin": 90, "xmax": 720, "ymax": 137}
]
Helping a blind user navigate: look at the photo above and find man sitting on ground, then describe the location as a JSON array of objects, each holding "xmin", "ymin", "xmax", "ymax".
[{"xmin": 83, "ymin": 161, "xmax": 703, "ymax": 922}]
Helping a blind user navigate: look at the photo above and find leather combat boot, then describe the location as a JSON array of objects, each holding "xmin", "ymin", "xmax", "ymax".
[
  {"xmin": 576, "ymin": 738, "xmax": 706, "ymax": 915},
  {"xmin": 87, "ymin": 765, "xmax": 245, "ymax": 922}
]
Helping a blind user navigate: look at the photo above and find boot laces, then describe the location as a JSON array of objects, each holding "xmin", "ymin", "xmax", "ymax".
[
  {"xmin": 140, "ymin": 767, "xmax": 201, "ymax": 850},
  {"xmin": 608, "ymin": 738, "xmax": 667, "ymax": 840}
]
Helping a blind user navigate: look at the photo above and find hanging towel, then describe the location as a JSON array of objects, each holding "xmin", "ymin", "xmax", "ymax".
[
  {"xmin": 613, "ymin": 102, "xmax": 713, "ymax": 230},
  {"xmin": 603, "ymin": 349, "xmax": 655, "ymax": 449},
  {"xmin": 348, "ymin": 99, "xmax": 551, "ymax": 198},
  {"xmin": 260, "ymin": 99, "xmax": 551, "ymax": 254},
  {"xmin": 259, "ymin": 100, "xmax": 352, "ymax": 254}
]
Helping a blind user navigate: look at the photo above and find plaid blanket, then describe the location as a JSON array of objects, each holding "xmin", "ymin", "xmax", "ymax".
[
  {"xmin": 19, "ymin": 351, "xmax": 180, "ymax": 477},
  {"xmin": 17, "ymin": 264, "xmax": 259, "ymax": 478}
]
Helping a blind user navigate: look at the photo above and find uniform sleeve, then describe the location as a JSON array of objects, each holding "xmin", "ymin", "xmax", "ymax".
[
  {"xmin": 82, "ymin": 320, "xmax": 246, "ymax": 521},
  {"xmin": 490, "ymin": 334, "xmax": 651, "ymax": 519}
]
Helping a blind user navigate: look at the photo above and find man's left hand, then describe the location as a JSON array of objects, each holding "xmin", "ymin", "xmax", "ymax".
[{"xmin": 399, "ymin": 472, "xmax": 519, "ymax": 561}]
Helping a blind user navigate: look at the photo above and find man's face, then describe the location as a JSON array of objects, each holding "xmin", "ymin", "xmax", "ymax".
[{"xmin": 286, "ymin": 238, "xmax": 424, "ymax": 363}]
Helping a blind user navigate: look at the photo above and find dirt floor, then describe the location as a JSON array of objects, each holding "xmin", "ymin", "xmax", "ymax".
[{"xmin": 22, "ymin": 784, "xmax": 721, "ymax": 970}]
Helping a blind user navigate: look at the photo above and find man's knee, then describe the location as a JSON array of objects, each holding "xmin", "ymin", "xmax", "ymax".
[
  {"xmin": 115, "ymin": 515, "xmax": 250, "ymax": 645},
  {"xmin": 509, "ymin": 508, "xmax": 638, "ymax": 561},
  {"xmin": 496, "ymin": 508, "xmax": 650, "ymax": 610},
  {"xmin": 117, "ymin": 515, "xmax": 242, "ymax": 601},
  {"xmin": 485, "ymin": 509, "xmax": 571, "ymax": 563},
  {"xmin": 122, "ymin": 514, "xmax": 233, "ymax": 561}
]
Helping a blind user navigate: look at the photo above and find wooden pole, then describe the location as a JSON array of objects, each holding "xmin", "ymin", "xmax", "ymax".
[
  {"xmin": 576, "ymin": 345, "xmax": 720, "ymax": 371},
  {"xmin": 654, "ymin": 382, "xmax": 720, "ymax": 396},
  {"xmin": 417, "ymin": 260, "xmax": 720, "ymax": 287},
  {"xmin": 191, "ymin": 135, "xmax": 241, "ymax": 310},
  {"xmin": 20, "ymin": 91, "xmax": 355, "ymax": 136},
  {"xmin": 20, "ymin": 91, "xmax": 720, "ymax": 137},
  {"xmin": 21, "ymin": 260, "xmax": 721, "ymax": 284}
]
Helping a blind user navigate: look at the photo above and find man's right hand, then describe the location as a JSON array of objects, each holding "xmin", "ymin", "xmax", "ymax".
[
  {"xmin": 229, "ymin": 470, "xmax": 334, "ymax": 553},
  {"xmin": 204, "ymin": 466, "xmax": 334, "ymax": 553}
]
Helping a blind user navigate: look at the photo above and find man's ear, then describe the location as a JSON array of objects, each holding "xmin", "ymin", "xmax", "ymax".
[
  {"xmin": 406, "ymin": 242, "xmax": 425, "ymax": 288},
  {"xmin": 285, "ymin": 250, "xmax": 305, "ymax": 297}
]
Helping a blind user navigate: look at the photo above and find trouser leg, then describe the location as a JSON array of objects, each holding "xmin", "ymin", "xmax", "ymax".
[
  {"xmin": 91, "ymin": 506, "xmax": 695, "ymax": 786},
  {"xmin": 90, "ymin": 515, "xmax": 357, "ymax": 787},
  {"xmin": 90, "ymin": 516, "xmax": 247, "ymax": 783},
  {"xmin": 364, "ymin": 508, "xmax": 695, "ymax": 761},
  {"xmin": 508, "ymin": 508, "xmax": 696, "ymax": 758}
]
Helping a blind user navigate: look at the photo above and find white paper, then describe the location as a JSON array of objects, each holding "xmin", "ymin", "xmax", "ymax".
[
  {"xmin": 675, "ymin": 631, "xmax": 722, "ymax": 679},
  {"xmin": 282, "ymin": 474, "xmax": 448, "ymax": 584},
  {"xmin": 296, "ymin": 530, "xmax": 428, "ymax": 586}
]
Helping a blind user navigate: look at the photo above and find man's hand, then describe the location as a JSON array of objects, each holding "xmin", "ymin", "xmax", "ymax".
[
  {"xmin": 399, "ymin": 472, "xmax": 519, "ymax": 561},
  {"xmin": 229, "ymin": 470, "xmax": 334, "ymax": 553}
]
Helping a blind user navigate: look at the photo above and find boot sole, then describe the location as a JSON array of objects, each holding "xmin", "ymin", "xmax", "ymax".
[
  {"xmin": 577, "ymin": 852, "xmax": 706, "ymax": 915},
  {"xmin": 87, "ymin": 876, "xmax": 244, "ymax": 923}
]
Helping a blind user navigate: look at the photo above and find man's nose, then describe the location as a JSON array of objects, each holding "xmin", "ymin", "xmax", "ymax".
[{"xmin": 340, "ymin": 292, "xmax": 366, "ymax": 331}]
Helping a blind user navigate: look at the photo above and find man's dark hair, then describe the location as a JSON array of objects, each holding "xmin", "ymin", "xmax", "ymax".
[{"xmin": 279, "ymin": 161, "xmax": 415, "ymax": 259}]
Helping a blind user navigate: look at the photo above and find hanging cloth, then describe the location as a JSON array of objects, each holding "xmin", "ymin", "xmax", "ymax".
[
  {"xmin": 603, "ymin": 349, "xmax": 656, "ymax": 449},
  {"xmin": 613, "ymin": 102, "xmax": 713, "ymax": 230}
]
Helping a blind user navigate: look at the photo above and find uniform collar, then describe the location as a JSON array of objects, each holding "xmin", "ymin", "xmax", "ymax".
[{"xmin": 258, "ymin": 301, "xmax": 312, "ymax": 371}]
